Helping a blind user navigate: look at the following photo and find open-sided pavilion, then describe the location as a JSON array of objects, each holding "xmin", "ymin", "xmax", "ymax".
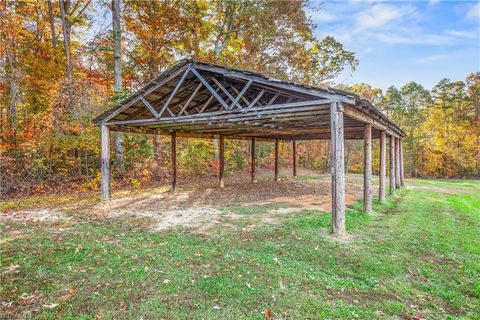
[{"xmin": 93, "ymin": 59, "xmax": 406, "ymax": 236}]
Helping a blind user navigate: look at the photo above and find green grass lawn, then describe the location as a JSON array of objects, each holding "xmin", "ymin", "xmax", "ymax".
[{"xmin": 1, "ymin": 179, "xmax": 479, "ymax": 319}]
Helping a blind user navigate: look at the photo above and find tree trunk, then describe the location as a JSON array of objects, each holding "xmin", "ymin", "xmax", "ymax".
[
  {"xmin": 3, "ymin": 7, "xmax": 19, "ymax": 149},
  {"xmin": 47, "ymin": 0, "xmax": 57, "ymax": 48},
  {"xmin": 59, "ymin": 0, "xmax": 73, "ymax": 112},
  {"xmin": 152, "ymin": 134, "xmax": 162, "ymax": 177},
  {"xmin": 112, "ymin": 0, "xmax": 124, "ymax": 171},
  {"xmin": 345, "ymin": 143, "xmax": 351, "ymax": 174}
]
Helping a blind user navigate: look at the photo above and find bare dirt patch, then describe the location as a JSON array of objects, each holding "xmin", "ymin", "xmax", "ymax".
[
  {"xmin": 2, "ymin": 171, "xmax": 370, "ymax": 233},
  {"xmin": 0, "ymin": 209, "xmax": 68, "ymax": 223},
  {"xmin": 262, "ymin": 194, "xmax": 357, "ymax": 212},
  {"xmin": 91, "ymin": 173, "xmax": 365, "ymax": 232}
]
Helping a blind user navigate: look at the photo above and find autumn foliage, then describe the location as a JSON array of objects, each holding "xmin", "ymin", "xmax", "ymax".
[{"xmin": 0, "ymin": 1, "xmax": 478, "ymax": 200}]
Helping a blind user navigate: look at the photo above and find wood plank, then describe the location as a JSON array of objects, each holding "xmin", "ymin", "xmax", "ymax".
[
  {"xmin": 140, "ymin": 97, "xmax": 160, "ymax": 118},
  {"xmin": 191, "ymin": 68, "xmax": 230, "ymax": 110},
  {"xmin": 178, "ymin": 81, "xmax": 202, "ymax": 116},
  {"xmin": 219, "ymin": 136, "xmax": 225, "ymax": 188},
  {"xmin": 229, "ymin": 83, "xmax": 252, "ymax": 106},
  {"xmin": 342, "ymin": 104, "xmax": 402, "ymax": 139},
  {"xmin": 389, "ymin": 135, "xmax": 395, "ymax": 195},
  {"xmin": 379, "ymin": 131, "xmax": 387, "ymax": 202},
  {"xmin": 98, "ymin": 65, "xmax": 189, "ymax": 123},
  {"xmin": 159, "ymin": 69, "xmax": 190, "ymax": 117},
  {"xmin": 101, "ymin": 125, "xmax": 111, "ymax": 202},
  {"xmin": 363, "ymin": 124, "xmax": 372, "ymax": 213},
  {"xmin": 248, "ymin": 90, "xmax": 265, "ymax": 108},
  {"xmin": 194, "ymin": 64, "xmax": 356, "ymax": 104},
  {"xmin": 230, "ymin": 79, "xmax": 252, "ymax": 109},
  {"xmin": 105, "ymin": 100, "xmax": 332, "ymax": 127},
  {"xmin": 330, "ymin": 102, "xmax": 346, "ymax": 235}
]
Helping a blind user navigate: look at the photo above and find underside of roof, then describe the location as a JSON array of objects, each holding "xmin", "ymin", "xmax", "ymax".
[{"xmin": 93, "ymin": 59, "xmax": 405, "ymax": 140}]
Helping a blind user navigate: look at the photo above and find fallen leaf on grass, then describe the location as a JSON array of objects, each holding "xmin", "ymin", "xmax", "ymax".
[
  {"xmin": 6, "ymin": 264, "xmax": 20, "ymax": 272},
  {"xmin": 42, "ymin": 303, "xmax": 59, "ymax": 309},
  {"xmin": 59, "ymin": 287, "xmax": 77, "ymax": 301},
  {"xmin": 263, "ymin": 308, "xmax": 273, "ymax": 319},
  {"xmin": 95, "ymin": 309, "xmax": 103, "ymax": 319}
]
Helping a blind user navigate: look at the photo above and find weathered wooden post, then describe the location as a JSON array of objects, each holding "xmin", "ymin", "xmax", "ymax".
[
  {"xmin": 101, "ymin": 124, "xmax": 111, "ymax": 202},
  {"xmin": 379, "ymin": 131, "xmax": 387, "ymax": 202},
  {"xmin": 330, "ymin": 101, "xmax": 346, "ymax": 235},
  {"xmin": 389, "ymin": 135, "xmax": 395, "ymax": 195},
  {"xmin": 171, "ymin": 131, "xmax": 177, "ymax": 192},
  {"xmin": 219, "ymin": 135, "xmax": 225, "ymax": 188},
  {"xmin": 363, "ymin": 124, "xmax": 372, "ymax": 213},
  {"xmin": 395, "ymin": 137, "xmax": 401, "ymax": 188},
  {"xmin": 292, "ymin": 140, "xmax": 297, "ymax": 178},
  {"xmin": 274, "ymin": 139, "xmax": 279, "ymax": 181},
  {"xmin": 400, "ymin": 139, "xmax": 405, "ymax": 186},
  {"xmin": 251, "ymin": 137, "xmax": 256, "ymax": 183}
]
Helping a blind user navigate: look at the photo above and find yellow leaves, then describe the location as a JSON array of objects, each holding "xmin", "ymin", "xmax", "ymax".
[
  {"xmin": 130, "ymin": 178, "xmax": 141, "ymax": 190},
  {"xmin": 81, "ymin": 173, "xmax": 102, "ymax": 192}
]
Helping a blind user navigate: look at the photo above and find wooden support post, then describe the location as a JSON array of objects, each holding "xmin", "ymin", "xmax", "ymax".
[
  {"xmin": 400, "ymin": 140, "xmax": 405, "ymax": 186},
  {"xmin": 379, "ymin": 131, "xmax": 387, "ymax": 203},
  {"xmin": 171, "ymin": 132, "xmax": 177, "ymax": 192},
  {"xmin": 100, "ymin": 124, "xmax": 111, "ymax": 202},
  {"xmin": 389, "ymin": 135, "xmax": 395, "ymax": 195},
  {"xmin": 330, "ymin": 101, "xmax": 346, "ymax": 235},
  {"xmin": 395, "ymin": 138, "xmax": 400, "ymax": 188},
  {"xmin": 219, "ymin": 135, "xmax": 225, "ymax": 188},
  {"xmin": 292, "ymin": 140, "xmax": 297, "ymax": 178},
  {"xmin": 274, "ymin": 139, "xmax": 279, "ymax": 181},
  {"xmin": 251, "ymin": 137, "xmax": 256, "ymax": 183},
  {"xmin": 363, "ymin": 124, "xmax": 372, "ymax": 213}
]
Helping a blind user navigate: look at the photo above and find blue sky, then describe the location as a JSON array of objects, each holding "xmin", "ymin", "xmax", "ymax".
[{"xmin": 307, "ymin": 0, "xmax": 480, "ymax": 90}]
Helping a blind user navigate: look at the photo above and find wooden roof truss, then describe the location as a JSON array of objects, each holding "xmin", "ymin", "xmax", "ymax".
[{"xmin": 94, "ymin": 60, "xmax": 405, "ymax": 140}]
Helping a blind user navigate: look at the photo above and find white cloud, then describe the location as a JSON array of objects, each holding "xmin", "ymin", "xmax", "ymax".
[
  {"xmin": 375, "ymin": 32, "xmax": 456, "ymax": 45},
  {"xmin": 446, "ymin": 30, "xmax": 479, "ymax": 39},
  {"xmin": 355, "ymin": 4, "xmax": 416, "ymax": 31},
  {"xmin": 415, "ymin": 54, "xmax": 449, "ymax": 64},
  {"xmin": 314, "ymin": 1, "xmax": 477, "ymax": 50},
  {"xmin": 428, "ymin": 0, "xmax": 440, "ymax": 5},
  {"xmin": 467, "ymin": 3, "xmax": 480, "ymax": 20},
  {"xmin": 414, "ymin": 51, "xmax": 474, "ymax": 64},
  {"xmin": 308, "ymin": 10, "xmax": 338, "ymax": 23}
]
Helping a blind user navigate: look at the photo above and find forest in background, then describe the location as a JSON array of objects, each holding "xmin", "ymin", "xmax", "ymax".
[{"xmin": 1, "ymin": 0, "xmax": 479, "ymax": 200}]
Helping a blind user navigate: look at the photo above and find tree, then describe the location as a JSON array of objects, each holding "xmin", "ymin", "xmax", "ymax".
[
  {"xmin": 58, "ymin": 0, "xmax": 91, "ymax": 116},
  {"xmin": 1, "ymin": 1, "xmax": 20, "ymax": 148},
  {"xmin": 112, "ymin": 0, "xmax": 124, "ymax": 172},
  {"xmin": 349, "ymin": 83, "xmax": 383, "ymax": 106}
]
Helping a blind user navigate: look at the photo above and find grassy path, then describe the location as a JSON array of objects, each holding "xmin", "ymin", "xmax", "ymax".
[{"xmin": 1, "ymin": 180, "xmax": 479, "ymax": 319}]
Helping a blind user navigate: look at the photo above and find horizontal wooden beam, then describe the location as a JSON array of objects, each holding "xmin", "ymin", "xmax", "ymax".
[
  {"xmin": 342, "ymin": 104, "xmax": 402, "ymax": 138},
  {"xmin": 105, "ymin": 99, "xmax": 333, "ymax": 127}
]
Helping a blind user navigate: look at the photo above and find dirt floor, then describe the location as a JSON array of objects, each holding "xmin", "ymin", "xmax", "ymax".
[{"xmin": 1, "ymin": 169, "xmax": 376, "ymax": 232}]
